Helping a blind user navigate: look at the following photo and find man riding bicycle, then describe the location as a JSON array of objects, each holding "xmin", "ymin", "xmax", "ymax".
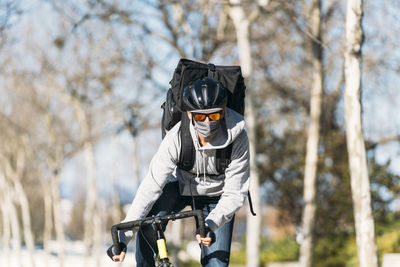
[{"xmin": 109, "ymin": 77, "xmax": 250, "ymax": 267}]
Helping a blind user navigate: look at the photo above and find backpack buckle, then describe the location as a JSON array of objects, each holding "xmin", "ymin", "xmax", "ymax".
[{"xmin": 208, "ymin": 63, "xmax": 216, "ymax": 72}]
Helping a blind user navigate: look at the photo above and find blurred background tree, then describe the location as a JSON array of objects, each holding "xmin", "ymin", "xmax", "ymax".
[{"xmin": 0, "ymin": 0, "xmax": 399, "ymax": 267}]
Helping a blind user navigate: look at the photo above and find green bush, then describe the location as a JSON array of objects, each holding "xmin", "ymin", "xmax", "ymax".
[
  {"xmin": 230, "ymin": 237, "xmax": 299, "ymax": 266},
  {"xmin": 260, "ymin": 238, "xmax": 299, "ymax": 264},
  {"xmin": 313, "ymin": 233, "xmax": 357, "ymax": 267},
  {"xmin": 177, "ymin": 259, "xmax": 201, "ymax": 267}
]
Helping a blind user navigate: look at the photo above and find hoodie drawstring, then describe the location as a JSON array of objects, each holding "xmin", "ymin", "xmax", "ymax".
[
  {"xmin": 203, "ymin": 152, "xmax": 206, "ymax": 182},
  {"xmin": 196, "ymin": 153, "xmax": 200, "ymax": 179},
  {"xmin": 196, "ymin": 150, "xmax": 206, "ymax": 182}
]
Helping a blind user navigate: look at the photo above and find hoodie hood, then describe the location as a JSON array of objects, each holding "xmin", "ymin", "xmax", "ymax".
[{"xmin": 189, "ymin": 107, "xmax": 245, "ymax": 150}]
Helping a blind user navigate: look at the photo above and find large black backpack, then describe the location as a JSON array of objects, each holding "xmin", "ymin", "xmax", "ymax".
[
  {"xmin": 161, "ymin": 58, "xmax": 246, "ymax": 137},
  {"xmin": 161, "ymin": 58, "xmax": 256, "ymax": 215}
]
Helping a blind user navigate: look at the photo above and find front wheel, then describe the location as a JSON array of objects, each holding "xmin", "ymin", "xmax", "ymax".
[
  {"xmin": 157, "ymin": 258, "xmax": 173, "ymax": 267},
  {"xmin": 157, "ymin": 262, "xmax": 173, "ymax": 267}
]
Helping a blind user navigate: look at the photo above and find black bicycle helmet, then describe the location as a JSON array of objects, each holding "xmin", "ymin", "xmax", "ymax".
[{"xmin": 182, "ymin": 77, "xmax": 227, "ymax": 112}]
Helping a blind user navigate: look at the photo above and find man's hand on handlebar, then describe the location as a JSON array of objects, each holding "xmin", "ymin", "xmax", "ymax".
[
  {"xmin": 107, "ymin": 242, "xmax": 127, "ymax": 262},
  {"xmin": 196, "ymin": 226, "xmax": 215, "ymax": 247},
  {"xmin": 112, "ymin": 252, "xmax": 126, "ymax": 262},
  {"xmin": 196, "ymin": 234, "xmax": 213, "ymax": 247}
]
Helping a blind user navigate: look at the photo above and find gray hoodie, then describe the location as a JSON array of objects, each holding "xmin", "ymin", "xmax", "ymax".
[{"xmin": 120, "ymin": 107, "xmax": 250, "ymax": 243}]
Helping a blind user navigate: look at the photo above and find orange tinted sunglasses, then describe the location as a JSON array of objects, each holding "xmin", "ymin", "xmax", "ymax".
[{"xmin": 192, "ymin": 111, "xmax": 222, "ymax": 122}]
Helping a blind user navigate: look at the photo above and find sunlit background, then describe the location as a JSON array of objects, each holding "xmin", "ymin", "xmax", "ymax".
[{"xmin": 0, "ymin": 0, "xmax": 399, "ymax": 266}]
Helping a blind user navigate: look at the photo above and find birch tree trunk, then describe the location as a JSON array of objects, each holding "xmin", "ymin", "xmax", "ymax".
[
  {"xmin": 82, "ymin": 137, "xmax": 100, "ymax": 255},
  {"xmin": 42, "ymin": 181, "xmax": 53, "ymax": 267},
  {"xmin": 133, "ymin": 135, "xmax": 141, "ymax": 186},
  {"xmin": 0, "ymin": 173, "xmax": 22, "ymax": 267},
  {"xmin": 111, "ymin": 134, "xmax": 121, "ymax": 223},
  {"xmin": 228, "ymin": 1, "xmax": 261, "ymax": 266},
  {"xmin": 72, "ymin": 99, "xmax": 101, "ymax": 266},
  {"xmin": 13, "ymin": 180, "xmax": 36, "ymax": 267},
  {"xmin": 51, "ymin": 172, "xmax": 65, "ymax": 267},
  {"xmin": 299, "ymin": 1, "xmax": 323, "ymax": 266},
  {"xmin": 45, "ymin": 113, "xmax": 65, "ymax": 267},
  {"xmin": 5, "ymin": 146, "xmax": 35, "ymax": 267},
  {"xmin": 9, "ymin": 197, "xmax": 22, "ymax": 267},
  {"xmin": 344, "ymin": 0, "xmax": 378, "ymax": 266},
  {"xmin": 0, "ymin": 172, "xmax": 11, "ymax": 267}
]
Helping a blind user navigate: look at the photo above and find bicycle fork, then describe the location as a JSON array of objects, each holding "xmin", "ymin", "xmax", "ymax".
[{"xmin": 152, "ymin": 220, "xmax": 171, "ymax": 266}]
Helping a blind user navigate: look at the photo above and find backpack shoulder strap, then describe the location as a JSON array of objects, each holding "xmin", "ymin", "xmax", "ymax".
[
  {"xmin": 215, "ymin": 143, "xmax": 233, "ymax": 174},
  {"xmin": 177, "ymin": 116, "xmax": 233, "ymax": 173},
  {"xmin": 177, "ymin": 114, "xmax": 195, "ymax": 171},
  {"xmin": 247, "ymin": 192, "xmax": 257, "ymax": 216}
]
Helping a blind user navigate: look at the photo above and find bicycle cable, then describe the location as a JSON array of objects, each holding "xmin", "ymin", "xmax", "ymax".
[{"xmin": 139, "ymin": 220, "xmax": 158, "ymax": 261}]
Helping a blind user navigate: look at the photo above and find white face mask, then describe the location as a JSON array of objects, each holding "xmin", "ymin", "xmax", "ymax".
[{"xmin": 194, "ymin": 119, "xmax": 221, "ymax": 140}]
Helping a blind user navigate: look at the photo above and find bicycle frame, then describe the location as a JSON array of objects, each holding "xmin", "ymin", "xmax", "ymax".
[{"xmin": 111, "ymin": 209, "xmax": 206, "ymax": 266}]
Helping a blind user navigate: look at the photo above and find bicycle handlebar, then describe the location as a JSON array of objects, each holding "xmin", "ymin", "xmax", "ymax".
[{"xmin": 111, "ymin": 210, "xmax": 206, "ymax": 255}]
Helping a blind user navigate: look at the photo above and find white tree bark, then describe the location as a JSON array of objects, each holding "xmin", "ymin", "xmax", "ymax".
[
  {"xmin": 9, "ymin": 197, "xmax": 22, "ymax": 267},
  {"xmin": 111, "ymin": 134, "xmax": 121, "ymax": 223},
  {"xmin": 42, "ymin": 181, "xmax": 52, "ymax": 267},
  {"xmin": 72, "ymin": 99, "xmax": 101, "ymax": 266},
  {"xmin": 45, "ymin": 112, "xmax": 66, "ymax": 267},
  {"xmin": 82, "ymin": 139, "xmax": 100, "ymax": 251},
  {"xmin": 299, "ymin": 1, "xmax": 323, "ymax": 266},
  {"xmin": 0, "ymin": 172, "xmax": 22, "ymax": 267},
  {"xmin": 4, "ymin": 145, "xmax": 35, "ymax": 267},
  {"xmin": 0, "ymin": 172, "xmax": 11, "ymax": 267},
  {"xmin": 51, "ymin": 172, "xmax": 65, "ymax": 267},
  {"xmin": 13, "ymin": 181, "xmax": 36, "ymax": 267},
  {"xmin": 133, "ymin": 135, "xmax": 141, "ymax": 186},
  {"xmin": 228, "ymin": 1, "xmax": 262, "ymax": 266},
  {"xmin": 344, "ymin": 0, "xmax": 378, "ymax": 266}
]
